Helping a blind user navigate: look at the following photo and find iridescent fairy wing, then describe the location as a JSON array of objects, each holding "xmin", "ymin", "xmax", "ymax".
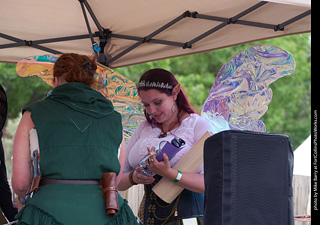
[
  {"xmin": 16, "ymin": 54, "xmax": 107, "ymax": 96},
  {"xmin": 16, "ymin": 55, "xmax": 144, "ymax": 142},
  {"xmin": 201, "ymin": 45, "xmax": 295, "ymax": 133},
  {"xmin": 16, "ymin": 54, "xmax": 59, "ymax": 87},
  {"xmin": 95, "ymin": 64, "xmax": 145, "ymax": 142}
]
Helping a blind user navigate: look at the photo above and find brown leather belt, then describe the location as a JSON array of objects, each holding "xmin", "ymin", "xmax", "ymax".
[
  {"xmin": 40, "ymin": 178, "xmax": 100, "ymax": 187},
  {"xmin": 38, "ymin": 174, "xmax": 119, "ymax": 218}
]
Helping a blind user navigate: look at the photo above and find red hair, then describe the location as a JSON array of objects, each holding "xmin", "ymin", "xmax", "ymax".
[{"xmin": 53, "ymin": 53, "xmax": 97, "ymax": 87}]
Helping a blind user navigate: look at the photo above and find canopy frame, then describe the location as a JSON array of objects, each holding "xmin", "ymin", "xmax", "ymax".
[{"xmin": 0, "ymin": 0, "xmax": 311, "ymax": 67}]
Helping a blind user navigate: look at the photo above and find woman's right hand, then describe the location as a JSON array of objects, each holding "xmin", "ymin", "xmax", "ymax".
[
  {"xmin": 118, "ymin": 167, "xmax": 155, "ymax": 191},
  {"xmin": 133, "ymin": 167, "xmax": 155, "ymax": 185}
]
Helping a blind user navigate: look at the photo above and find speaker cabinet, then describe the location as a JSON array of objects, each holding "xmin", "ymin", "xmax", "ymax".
[{"xmin": 204, "ymin": 130, "xmax": 294, "ymax": 225}]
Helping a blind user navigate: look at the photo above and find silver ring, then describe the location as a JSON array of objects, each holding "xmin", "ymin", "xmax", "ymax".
[
  {"xmin": 149, "ymin": 158, "xmax": 154, "ymax": 162},
  {"xmin": 137, "ymin": 174, "xmax": 141, "ymax": 183}
]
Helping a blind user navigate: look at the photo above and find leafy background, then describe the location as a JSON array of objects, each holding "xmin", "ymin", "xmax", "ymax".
[{"xmin": 0, "ymin": 33, "xmax": 311, "ymax": 177}]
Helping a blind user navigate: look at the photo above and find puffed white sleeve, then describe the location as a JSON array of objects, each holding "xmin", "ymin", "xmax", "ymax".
[
  {"xmin": 122, "ymin": 120, "xmax": 146, "ymax": 172},
  {"xmin": 193, "ymin": 115, "xmax": 216, "ymax": 174},
  {"xmin": 193, "ymin": 115, "xmax": 215, "ymax": 143}
]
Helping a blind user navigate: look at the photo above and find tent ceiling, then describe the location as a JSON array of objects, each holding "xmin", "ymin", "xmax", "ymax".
[{"xmin": 0, "ymin": 0, "xmax": 311, "ymax": 68}]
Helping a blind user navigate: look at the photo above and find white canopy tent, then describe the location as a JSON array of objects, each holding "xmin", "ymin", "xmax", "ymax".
[
  {"xmin": 0, "ymin": 0, "xmax": 311, "ymax": 68},
  {"xmin": 292, "ymin": 135, "xmax": 311, "ymax": 217},
  {"xmin": 294, "ymin": 135, "xmax": 311, "ymax": 177}
]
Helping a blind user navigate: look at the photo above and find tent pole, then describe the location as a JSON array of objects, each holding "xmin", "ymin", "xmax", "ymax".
[
  {"xmin": 110, "ymin": 34, "xmax": 184, "ymax": 47},
  {"xmin": 0, "ymin": 33, "xmax": 62, "ymax": 54},
  {"xmin": 275, "ymin": 9, "xmax": 311, "ymax": 31},
  {"xmin": 83, "ymin": 0, "xmax": 104, "ymax": 37},
  {"xmin": 184, "ymin": 1, "xmax": 268, "ymax": 48},
  {"xmin": 105, "ymin": 11, "xmax": 189, "ymax": 66},
  {"xmin": 80, "ymin": 0, "xmax": 108, "ymax": 64},
  {"xmin": 79, "ymin": 0, "xmax": 98, "ymax": 58},
  {"xmin": 231, "ymin": 1, "xmax": 268, "ymax": 22},
  {"xmin": 0, "ymin": 34, "xmax": 96, "ymax": 50},
  {"xmin": 105, "ymin": 2, "xmax": 271, "ymax": 65},
  {"xmin": 195, "ymin": 14, "xmax": 275, "ymax": 30}
]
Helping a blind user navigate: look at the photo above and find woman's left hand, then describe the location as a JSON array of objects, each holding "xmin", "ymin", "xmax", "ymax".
[
  {"xmin": 146, "ymin": 147, "xmax": 176, "ymax": 180},
  {"xmin": 146, "ymin": 147, "xmax": 205, "ymax": 193}
]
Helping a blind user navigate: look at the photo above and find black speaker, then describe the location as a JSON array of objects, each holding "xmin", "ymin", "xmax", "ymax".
[{"xmin": 203, "ymin": 130, "xmax": 294, "ymax": 225}]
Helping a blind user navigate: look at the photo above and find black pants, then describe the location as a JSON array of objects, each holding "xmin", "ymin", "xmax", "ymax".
[{"xmin": 0, "ymin": 135, "xmax": 17, "ymax": 221}]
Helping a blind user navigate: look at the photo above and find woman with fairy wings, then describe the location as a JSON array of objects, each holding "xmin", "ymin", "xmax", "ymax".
[
  {"xmin": 118, "ymin": 45, "xmax": 296, "ymax": 225},
  {"xmin": 118, "ymin": 68, "xmax": 216, "ymax": 225}
]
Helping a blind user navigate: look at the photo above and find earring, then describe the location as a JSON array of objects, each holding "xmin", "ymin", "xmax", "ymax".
[{"xmin": 171, "ymin": 105, "xmax": 176, "ymax": 113}]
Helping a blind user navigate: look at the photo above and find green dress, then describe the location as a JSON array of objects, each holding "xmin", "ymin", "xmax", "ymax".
[{"xmin": 15, "ymin": 82, "xmax": 138, "ymax": 225}]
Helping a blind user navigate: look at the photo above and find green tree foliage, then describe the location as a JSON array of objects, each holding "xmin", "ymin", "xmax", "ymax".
[
  {"xmin": 117, "ymin": 33, "xmax": 311, "ymax": 148},
  {"xmin": 0, "ymin": 63, "xmax": 51, "ymax": 119},
  {"xmin": 0, "ymin": 33, "xmax": 311, "ymax": 149}
]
